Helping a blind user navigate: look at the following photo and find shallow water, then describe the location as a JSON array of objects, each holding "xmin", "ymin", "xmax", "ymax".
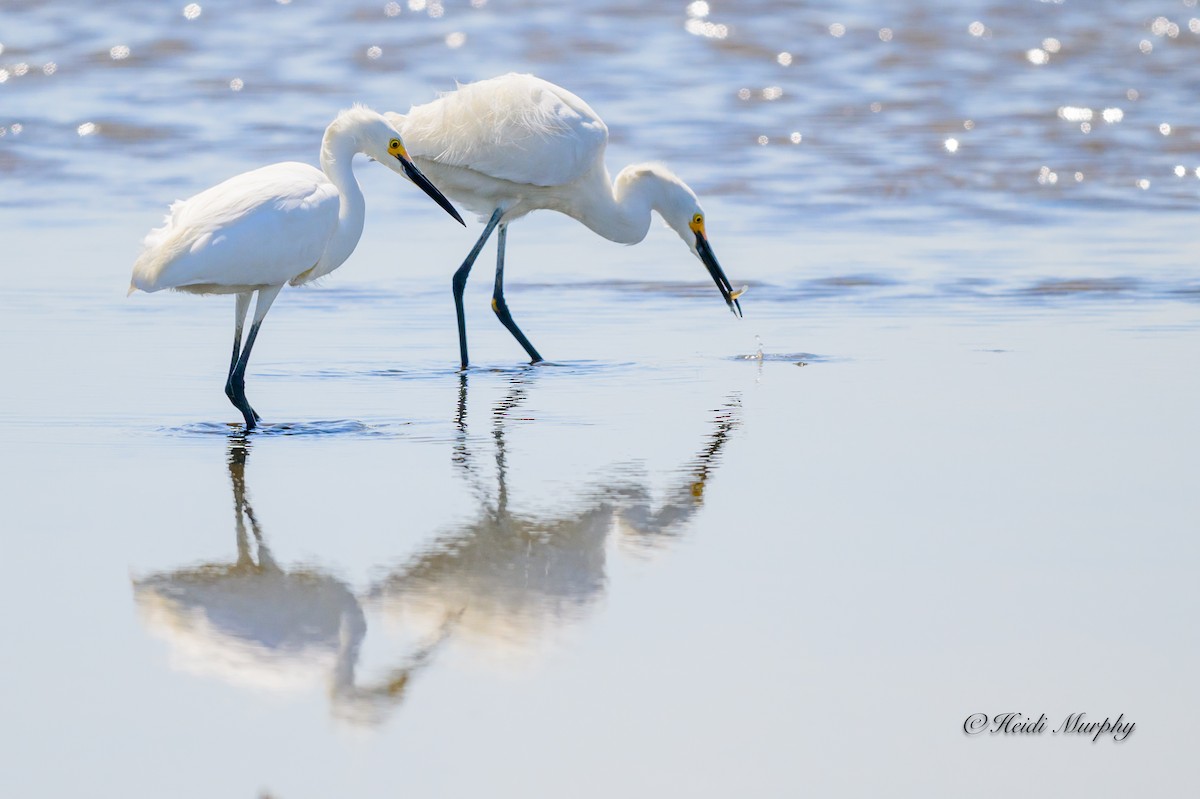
[{"xmin": 2, "ymin": 1, "xmax": 1199, "ymax": 796}]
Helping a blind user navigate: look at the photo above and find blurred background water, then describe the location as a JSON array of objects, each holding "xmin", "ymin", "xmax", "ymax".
[
  {"xmin": 5, "ymin": 0, "xmax": 1200, "ymax": 218},
  {"xmin": 1, "ymin": 1, "xmax": 1198, "ymax": 796}
]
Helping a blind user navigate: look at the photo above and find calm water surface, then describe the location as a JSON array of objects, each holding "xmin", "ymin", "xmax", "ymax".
[{"xmin": 1, "ymin": 1, "xmax": 1198, "ymax": 796}]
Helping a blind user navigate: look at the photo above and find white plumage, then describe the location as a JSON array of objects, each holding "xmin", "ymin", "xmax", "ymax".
[
  {"xmin": 399, "ymin": 74, "xmax": 607, "ymax": 190},
  {"xmin": 129, "ymin": 105, "xmax": 464, "ymax": 430},
  {"xmin": 386, "ymin": 73, "xmax": 744, "ymax": 369},
  {"xmin": 132, "ymin": 163, "xmax": 340, "ymax": 295}
]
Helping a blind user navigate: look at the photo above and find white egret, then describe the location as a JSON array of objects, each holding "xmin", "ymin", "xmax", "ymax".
[
  {"xmin": 129, "ymin": 105, "xmax": 465, "ymax": 430},
  {"xmin": 385, "ymin": 73, "xmax": 744, "ymax": 369}
]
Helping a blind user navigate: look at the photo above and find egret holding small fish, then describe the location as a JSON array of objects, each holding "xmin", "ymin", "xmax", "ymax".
[{"xmin": 387, "ymin": 73, "xmax": 745, "ymax": 369}]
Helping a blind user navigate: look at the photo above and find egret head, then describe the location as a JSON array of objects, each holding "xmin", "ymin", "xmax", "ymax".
[
  {"xmin": 655, "ymin": 181, "xmax": 742, "ymax": 318},
  {"xmin": 623, "ymin": 163, "xmax": 743, "ymax": 318},
  {"xmin": 338, "ymin": 107, "xmax": 464, "ymax": 225}
]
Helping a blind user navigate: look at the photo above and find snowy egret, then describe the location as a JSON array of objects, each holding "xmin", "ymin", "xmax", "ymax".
[
  {"xmin": 129, "ymin": 105, "xmax": 464, "ymax": 430},
  {"xmin": 386, "ymin": 73, "xmax": 744, "ymax": 369}
]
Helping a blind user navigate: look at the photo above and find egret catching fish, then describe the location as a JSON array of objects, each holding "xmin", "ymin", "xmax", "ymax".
[
  {"xmin": 386, "ymin": 73, "xmax": 744, "ymax": 370},
  {"xmin": 129, "ymin": 105, "xmax": 464, "ymax": 430}
]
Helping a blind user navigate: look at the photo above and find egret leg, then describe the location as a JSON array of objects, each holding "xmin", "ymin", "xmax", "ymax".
[
  {"xmin": 490, "ymin": 223, "xmax": 543, "ymax": 364},
  {"xmin": 225, "ymin": 293, "xmax": 260, "ymax": 422},
  {"xmin": 453, "ymin": 208, "xmax": 503, "ymax": 370},
  {"xmin": 227, "ymin": 286, "xmax": 282, "ymax": 431}
]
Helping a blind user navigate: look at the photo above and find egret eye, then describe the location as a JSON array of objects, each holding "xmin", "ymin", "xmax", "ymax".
[
  {"xmin": 693, "ymin": 214, "xmax": 703, "ymax": 224},
  {"xmin": 389, "ymin": 138, "xmax": 401, "ymax": 151}
]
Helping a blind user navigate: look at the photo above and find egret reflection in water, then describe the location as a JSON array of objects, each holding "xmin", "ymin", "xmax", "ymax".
[
  {"xmin": 365, "ymin": 372, "xmax": 742, "ymax": 662},
  {"xmin": 132, "ymin": 436, "xmax": 448, "ymax": 726},
  {"xmin": 133, "ymin": 378, "xmax": 740, "ymax": 724}
]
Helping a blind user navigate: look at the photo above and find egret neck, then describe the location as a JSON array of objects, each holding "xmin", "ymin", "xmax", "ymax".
[
  {"xmin": 316, "ymin": 124, "xmax": 368, "ymax": 274},
  {"xmin": 574, "ymin": 163, "xmax": 699, "ymax": 246}
]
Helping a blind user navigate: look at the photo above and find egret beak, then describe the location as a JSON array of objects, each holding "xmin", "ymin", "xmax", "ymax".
[
  {"xmin": 694, "ymin": 231, "xmax": 743, "ymax": 318},
  {"xmin": 396, "ymin": 154, "xmax": 465, "ymax": 226}
]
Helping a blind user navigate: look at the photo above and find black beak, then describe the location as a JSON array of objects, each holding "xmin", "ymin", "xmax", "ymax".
[
  {"xmin": 398, "ymin": 155, "xmax": 465, "ymax": 226},
  {"xmin": 695, "ymin": 232, "xmax": 743, "ymax": 318}
]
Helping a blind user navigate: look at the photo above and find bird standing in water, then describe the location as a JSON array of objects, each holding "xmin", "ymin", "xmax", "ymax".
[
  {"xmin": 386, "ymin": 73, "xmax": 744, "ymax": 370},
  {"xmin": 129, "ymin": 105, "xmax": 464, "ymax": 430}
]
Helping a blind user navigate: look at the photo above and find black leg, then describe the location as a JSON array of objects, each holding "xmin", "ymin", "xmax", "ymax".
[
  {"xmin": 225, "ymin": 294, "xmax": 260, "ymax": 422},
  {"xmin": 491, "ymin": 223, "xmax": 543, "ymax": 364},
  {"xmin": 453, "ymin": 208, "xmax": 503, "ymax": 370},
  {"xmin": 227, "ymin": 320, "xmax": 263, "ymax": 431},
  {"xmin": 224, "ymin": 330, "xmax": 260, "ymax": 422}
]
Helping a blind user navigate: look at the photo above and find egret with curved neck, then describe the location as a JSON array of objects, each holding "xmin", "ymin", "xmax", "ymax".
[
  {"xmin": 387, "ymin": 73, "xmax": 743, "ymax": 370},
  {"xmin": 129, "ymin": 105, "xmax": 464, "ymax": 430}
]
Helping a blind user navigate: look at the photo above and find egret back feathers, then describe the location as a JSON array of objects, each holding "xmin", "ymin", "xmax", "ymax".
[{"xmin": 395, "ymin": 73, "xmax": 608, "ymax": 188}]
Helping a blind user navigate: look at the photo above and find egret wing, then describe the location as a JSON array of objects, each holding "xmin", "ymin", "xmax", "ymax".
[
  {"xmin": 132, "ymin": 162, "xmax": 339, "ymax": 293},
  {"xmin": 400, "ymin": 73, "xmax": 608, "ymax": 188}
]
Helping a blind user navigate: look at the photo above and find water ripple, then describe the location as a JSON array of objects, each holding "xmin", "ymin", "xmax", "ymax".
[{"xmin": 162, "ymin": 419, "xmax": 405, "ymax": 438}]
